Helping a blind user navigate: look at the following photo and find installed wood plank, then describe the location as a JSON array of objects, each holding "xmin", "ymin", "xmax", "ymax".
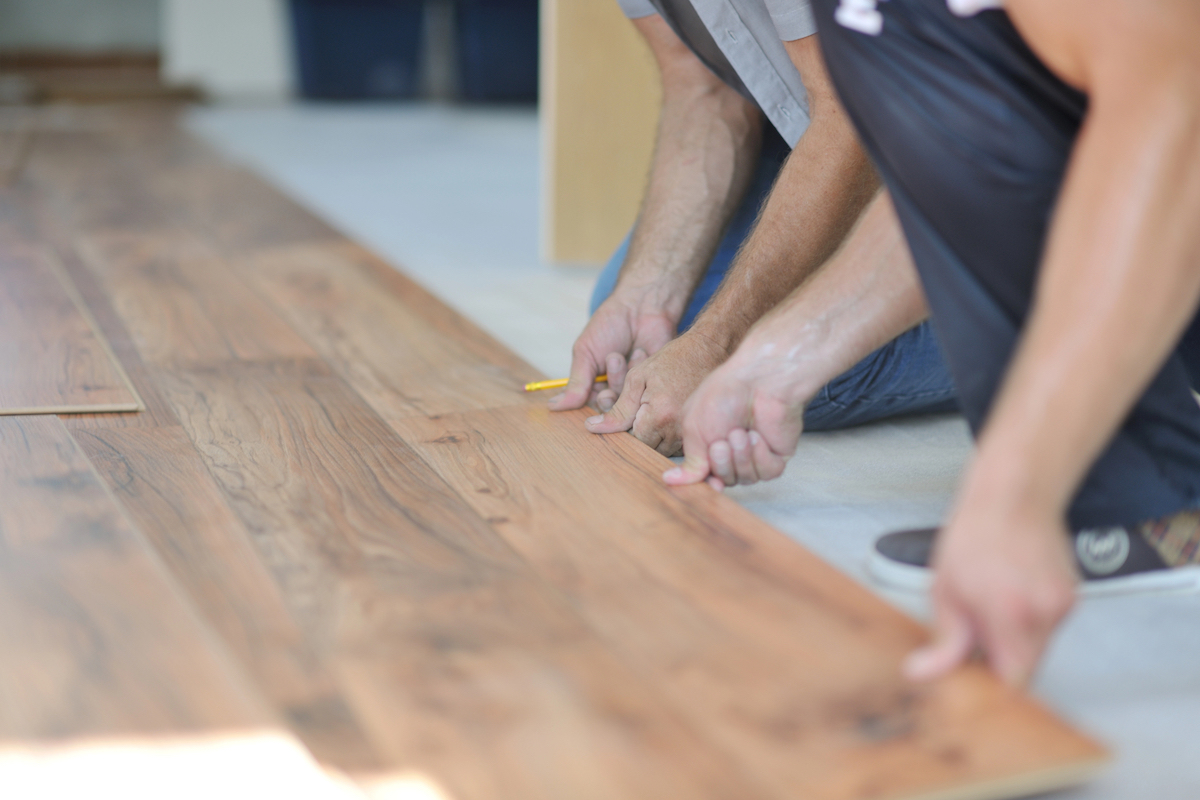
[
  {"xmin": 247, "ymin": 241, "xmax": 542, "ymax": 420},
  {"xmin": 0, "ymin": 243, "xmax": 141, "ymax": 414},
  {"xmin": 0, "ymin": 415, "xmax": 268, "ymax": 740},
  {"xmin": 76, "ymin": 231, "xmax": 317, "ymax": 366},
  {"xmin": 72, "ymin": 425, "xmax": 382, "ymax": 770},
  {"xmin": 151, "ymin": 357, "xmax": 759, "ymax": 799},
  {"xmin": 388, "ymin": 405, "xmax": 1109, "ymax": 800}
]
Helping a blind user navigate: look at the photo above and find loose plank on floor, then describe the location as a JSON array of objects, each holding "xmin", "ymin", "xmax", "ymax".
[
  {"xmin": 390, "ymin": 405, "xmax": 1109, "ymax": 800},
  {"xmin": 0, "ymin": 415, "xmax": 266, "ymax": 740},
  {"xmin": 0, "ymin": 242, "xmax": 140, "ymax": 414},
  {"xmin": 151, "ymin": 357, "xmax": 757, "ymax": 799}
]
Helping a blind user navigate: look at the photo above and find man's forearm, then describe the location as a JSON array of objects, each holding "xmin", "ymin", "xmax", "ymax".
[
  {"xmin": 727, "ymin": 191, "xmax": 928, "ymax": 404},
  {"xmin": 686, "ymin": 37, "xmax": 879, "ymax": 356},
  {"xmin": 616, "ymin": 15, "xmax": 763, "ymax": 324}
]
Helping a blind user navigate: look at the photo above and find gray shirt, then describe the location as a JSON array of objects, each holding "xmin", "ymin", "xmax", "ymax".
[{"xmin": 616, "ymin": 0, "xmax": 817, "ymax": 146}]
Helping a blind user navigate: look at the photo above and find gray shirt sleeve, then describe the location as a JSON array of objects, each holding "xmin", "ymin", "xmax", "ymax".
[
  {"xmin": 763, "ymin": 0, "xmax": 817, "ymax": 40},
  {"xmin": 616, "ymin": 0, "xmax": 659, "ymax": 18}
]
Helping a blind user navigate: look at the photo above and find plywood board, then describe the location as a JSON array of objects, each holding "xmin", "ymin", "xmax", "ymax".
[
  {"xmin": 540, "ymin": 0, "xmax": 661, "ymax": 264},
  {"xmin": 0, "ymin": 243, "xmax": 141, "ymax": 414}
]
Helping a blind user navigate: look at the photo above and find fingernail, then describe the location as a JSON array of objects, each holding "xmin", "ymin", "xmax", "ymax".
[
  {"xmin": 663, "ymin": 468, "xmax": 681, "ymax": 480},
  {"xmin": 749, "ymin": 431, "xmax": 761, "ymax": 446},
  {"xmin": 586, "ymin": 415, "xmax": 603, "ymax": 426},
  {"xmin": 597, "ymin": 398, "xmax": 613, "ymax": 412}
]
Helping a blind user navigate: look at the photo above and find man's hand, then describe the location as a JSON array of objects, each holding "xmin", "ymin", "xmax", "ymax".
[
  {"xmin": 661, "ymin": 341, "xmax": 805, "ymax": 489},
  {"xmin": 550, "ymin": 291, "xmax": 676, "ymax": 412},
  {"xmin": 905, "ymin": 500, "xmax": 1078, "ymax": 688},
  {"xmin": 583, "ymin": 331, "xmax": 729, "ymax": 455}
]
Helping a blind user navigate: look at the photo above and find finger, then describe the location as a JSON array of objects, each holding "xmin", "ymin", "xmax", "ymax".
[
  {"xmin": 706, "ymin": 475, "xmax": 726, "ymax": 492},
  {"xmin": 663, "ymin": 410, "xmax": 713, "ymax": 486},
  {"xmin": 585, "ymin": 374, "xmax": 644, "ymax": 434},
  {"xmin": 749, "ymin": 430, "xmax": 787, "ymax": 481},
  {"xmin": 707, "ymin": 440, "xmax": 736, "ymax": 488},
  {"xmin": 551, "ymin": 350, "xmax": 601, "ymax": 411},
  {"xmin": 628, "ymin": 348, "xmax": 649, "ymax": 369},
  {"xmin": 979, "ymin": 600, "xmax": 1055, "ymax": 689},
  {"xmin": 727, "ymin": 428, "xmax": 758, "ymax": 485},
  {"xmin": 903, "ymin": 600, "xmax": 975, "ymax": 682},
  {"xmin": 605, "ymin": 352, "xmax": 629, "ymax": 395},
  {"xmin": 594, "ymin": 388, "xmax": 617, "ymax": 412}
]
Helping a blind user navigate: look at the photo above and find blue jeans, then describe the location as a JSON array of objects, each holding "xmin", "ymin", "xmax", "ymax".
[{"xmin": 589, "ymin": 126, "xmax": 958, "ymax": 431}]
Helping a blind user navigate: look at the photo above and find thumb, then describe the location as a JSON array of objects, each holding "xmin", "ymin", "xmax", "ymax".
[
  {"xmin": 903, "ymin": 601, "xmax": 975, "ymax": 682},
  {"xmin": 584, "ymin": 376, "xmax": 642, "ymax": 434},
  {"xmin": 550, "ymin": 353, "xmax": 601, "ymax": 411}
]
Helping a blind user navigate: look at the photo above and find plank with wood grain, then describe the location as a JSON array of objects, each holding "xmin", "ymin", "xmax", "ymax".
[
  {"xmin": 388, "ymin": 405, "xmax": 1110, "ymax": 800},
  {"xmin": 246, "ymin": 240, "xmax": 542, "ymax": 420},
  {"xmin": 0, "ymin": 242, "xmax": 141, "ymax": 414},
  {"xmin": 72, "ymin": 425, "xmax": 382, "ymax": 770},
  {"xmin": 149, "ymin": 356, "xmax": 759, "ymax": 799},
  {"xmin": 0, "ymin": 414, "xmax": 268, "ymax": 740},
  {"xmin": 75, "ymin": 231, "xmax": 318, "ymax": 367}
]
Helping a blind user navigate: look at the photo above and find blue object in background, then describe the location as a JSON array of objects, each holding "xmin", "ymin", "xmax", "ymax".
[
  {"xmin": 290, "ymin": 0, "xmax": 426, "ymax": 99},
  {"xmin": 456, "ymin": 0, "xmax": 539, "ymax": 103}
]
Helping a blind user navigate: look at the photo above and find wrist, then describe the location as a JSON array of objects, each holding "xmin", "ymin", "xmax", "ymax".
[{"xmin": 610, "ymin": 273, "xmax": 693, "ymax": 327}]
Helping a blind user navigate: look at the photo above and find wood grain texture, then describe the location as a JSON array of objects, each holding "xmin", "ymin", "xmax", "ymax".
[
  {"xmin": 0, "ymin": 415, "xmax": 268, "ymax": 740},
  {"xmin": 540, "ymin": 0, "xmax": 661, "ymax": 264},
  {"xmin": 389, "ymin": 406, "xmax": 1110, "ymax": 800},
  {"xmin": 72, "ymin": 425, "xmax": 382, "ymax": 770},
  {"xmin": 76, "ymin": 231, "xmax": 318, "ymax": 366},
  {"xmin": 247, "ymin": 241, "xmax": 542, "ymax": 420},
  {"xmin": 0, "ymin": 242, "xmax": 141, "ymax": 414},
  {"xmin": 151, "ymin": 357, "xmax": 757, "ymax": 798}
]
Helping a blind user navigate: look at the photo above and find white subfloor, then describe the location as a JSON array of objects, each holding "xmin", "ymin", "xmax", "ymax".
[{"xmin": 190, "ymin": 103, "xmax": 1200, "ymax": 799}]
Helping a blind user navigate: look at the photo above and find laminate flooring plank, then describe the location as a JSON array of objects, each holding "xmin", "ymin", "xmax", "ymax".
[
  {"xmin": 0, "ymin": 415, "xmax": 270, "ymax": 740},
  {"xmin": 76, "ymin": 231, "xmax": 318, "ymax": 366},
  {"xmin": 151, "ymin": 356, "xmax": 762, "ymax": 800},
  {"xmin": 389, "ymin": 406, "xmax": 1109, "ymax": 800},
  {"xmin": 247, "ymin": 241, "xmax": 543, "ymax": 420},
  {"xmin": 0, "ymin": 242, "xmax": 141, "ymax": 414},
  {"xmin": 72, "ymin": 425, "xmax": 382, "ymax": 770}
]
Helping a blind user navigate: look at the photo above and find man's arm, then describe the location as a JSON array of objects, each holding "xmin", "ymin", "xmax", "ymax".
[
  {"xmin": 584, "ymin": 35, "xmax": 881, "ymax": 455},
  {"xmin": 907, "ymin": 0, "xmax": 1200, "ymax": 686},
  {"xmin": 665, "ymin": 190, "xmax": 928, "ymax": 487},
  {"xmin": 551, "ymin": 13, "xmax": 762, "ymax": 412}
]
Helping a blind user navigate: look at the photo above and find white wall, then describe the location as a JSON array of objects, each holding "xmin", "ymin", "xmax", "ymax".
[
  {"xmin": 162, "ymin": 0, "xmax": 293, "ymax": 100},
  {"xmin": 0, "ymin": 0, "xmax": 159, "ymax": 51}
]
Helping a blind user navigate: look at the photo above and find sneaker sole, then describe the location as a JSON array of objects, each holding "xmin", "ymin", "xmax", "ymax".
[{"xmin": 866, "ymin": 551, "xmax": 1200, "ymax": 598}]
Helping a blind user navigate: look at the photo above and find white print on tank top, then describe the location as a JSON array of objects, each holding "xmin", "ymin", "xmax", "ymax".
[{"xmin": 835, "ymin": 0, "xmax": 1004, "ymax": 36}]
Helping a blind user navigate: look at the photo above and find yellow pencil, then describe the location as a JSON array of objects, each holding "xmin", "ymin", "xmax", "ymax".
[{"xmin": 524, "ymin": 374, "xmax": 609, "ymax": 392}]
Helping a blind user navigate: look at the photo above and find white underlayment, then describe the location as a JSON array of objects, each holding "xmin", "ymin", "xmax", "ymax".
[{"xmin": 190, "ymin": 103, "xmax": 1200, "ymax": 799}]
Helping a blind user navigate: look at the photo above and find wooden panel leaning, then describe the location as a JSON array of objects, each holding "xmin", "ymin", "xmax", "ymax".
[
  {"xmin": 389, "ymin": 405, "xmax": 1110, "ymax": 800},
  {"xmin": 540, "ymin": 0, "xmax": 661, "ymax": 264},
  {"xmin": 0, "ymin": 242, "xmax": 141, "ymax": 414}
]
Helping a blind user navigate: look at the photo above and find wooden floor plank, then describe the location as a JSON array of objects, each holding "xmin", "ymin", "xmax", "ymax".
[
  {"xmin": 246, "ymin": 241, "xmax": 542, "ymax": 420},
  {"xmin": 388, "ymin": 406, "xmax": 1109, "ymax": 800},
  {"xmin": 0, "ymin": 242, "xmax": 141, "ymax": 414},
  {"xmin": 0, "ymin": 415, "xmax": 268, "ymax": 740},
  {"xmin": 149, "ymin": 356, "xmax": 760, "ymax": 799},
  {"xmin": 76, "ymin": 231, "xmax": 318, "ymax": 367},
  {"xmin": 72, "ymin": 425, "xmax": 382, "ymax": 770}
]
